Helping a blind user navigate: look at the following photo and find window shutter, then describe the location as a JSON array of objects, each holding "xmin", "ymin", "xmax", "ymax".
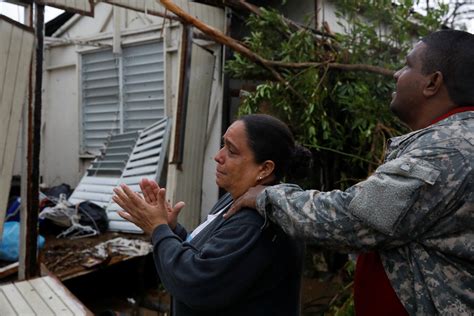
[
  {"xmin": 81, "ymin": 49, "xmax": 120, "ymax": 153},
  {"xmin": 122, "ymin": 41, "xmax": 165, "ymax": 133},
  {"xmin": 80, "ymin": 41, "xmax": 165, "ymax": 153}
]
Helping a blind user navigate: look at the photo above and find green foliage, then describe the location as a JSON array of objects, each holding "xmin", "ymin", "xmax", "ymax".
[{"xmin": 226, "ymin": 0, "xmax": 448, "ymax": 190}]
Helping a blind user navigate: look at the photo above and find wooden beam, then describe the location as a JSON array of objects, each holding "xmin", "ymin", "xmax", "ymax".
[
  {"xmin": 170, "ymin": 24, "xmax": 193, "ymax": 168},
  {"xmin": 24, "ymin": 1, "xmax": 45, "ymax": 279}
]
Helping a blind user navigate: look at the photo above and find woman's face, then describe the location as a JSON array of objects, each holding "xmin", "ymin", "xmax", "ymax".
[{"xmin": 214, "ymin": 121, "xmax": 265, "ymax": 199}]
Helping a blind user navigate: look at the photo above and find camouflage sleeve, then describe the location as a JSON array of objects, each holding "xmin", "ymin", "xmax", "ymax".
[
  {"xmin": 256, "ymin": 184, "xmax": 388, "ymax": 251},
  {"xmin": 256, "ymin": 148, "xmax": 468, "ymax": 251}
]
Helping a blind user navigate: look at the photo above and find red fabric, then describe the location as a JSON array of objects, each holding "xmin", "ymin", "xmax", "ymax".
[
  {"xmin": 354, "ymin": 106, "xmax": 474, "ymax": 315},
  {"xmin": 354, "ymin": 252, "xmax": 408, "ymax": 316},
  {"xmin": 430, "ymin": 106, "xmax": 474, "ymax": 125}
]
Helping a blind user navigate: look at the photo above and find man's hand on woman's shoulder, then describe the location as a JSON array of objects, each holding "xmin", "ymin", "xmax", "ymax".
[{"xmin": 224, "ymin": 185, "xmax": 267, "ymax": 218}]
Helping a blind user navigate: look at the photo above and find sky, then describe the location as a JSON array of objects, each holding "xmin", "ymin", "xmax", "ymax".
[{"xmin": 0, "ymin": 2, "xmax": 64, "ymax": 23}]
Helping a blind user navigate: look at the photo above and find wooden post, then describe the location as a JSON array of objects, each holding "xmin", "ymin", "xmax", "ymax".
[
  {"xmin": 23, "ymin": 1, "xmax": 44, "ymax": 279},
  {"xmin": 170, "ymin": 24, "xmax": 193, "ymax": 168}
]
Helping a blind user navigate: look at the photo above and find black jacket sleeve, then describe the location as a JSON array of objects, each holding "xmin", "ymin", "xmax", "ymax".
[
  {"xmin": 150, "ymin": 209, "xmax": 273, "ymax": 310},
  {"xmin": 172, "ymin": 222, "xmax": 188, "ymax": 241}
]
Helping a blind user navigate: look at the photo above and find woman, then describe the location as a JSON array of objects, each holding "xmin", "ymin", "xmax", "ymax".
[{"xmin": 113, "ymin": 114, "xmax": 311, "ymax": 316}]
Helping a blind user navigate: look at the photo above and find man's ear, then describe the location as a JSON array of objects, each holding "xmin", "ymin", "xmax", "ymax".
[{"xmin": 423, "ymin": 71, "xmax": 444, "ymax": 97}]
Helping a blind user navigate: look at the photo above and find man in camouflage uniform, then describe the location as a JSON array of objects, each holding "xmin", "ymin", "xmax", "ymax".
[{"xmin": 228, "ymin": 30, "xmax": 473, "ymax": 315}]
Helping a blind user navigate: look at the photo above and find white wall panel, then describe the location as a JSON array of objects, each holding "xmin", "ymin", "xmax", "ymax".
[
  {"xmin": 167, "ymin": 44, "xmax": 215, "ymax": 230},
  {"xmin": 103, "ymin": 0, "xmax": 225, "ymax": 31},
  {"xmin": 39, "ymin": 0, "xmax": 94, "ymax": 16},
  {"xmin": 0, "ymin": 16, "xmax": 34, "ymax": 236}
]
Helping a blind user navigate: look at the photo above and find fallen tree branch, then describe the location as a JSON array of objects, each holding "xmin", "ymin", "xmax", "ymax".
[
  {"xmin": 159, "ymin": 0, "xmax": 310, "ymax": 105},
  {"xmin": 158, "ymin": 0, "xmax": 395, "ymax": 102},
  {"xmin": 267, "ymin": 60, "xmax": 395, "ymax": 76}
]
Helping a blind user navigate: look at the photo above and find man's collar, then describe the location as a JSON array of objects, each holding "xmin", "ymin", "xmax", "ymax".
[
  {"xmin": 430, "ymin": 106, "xmax": 474, "ymax": 126},
  {"xmin": 388, "ymin": 107, "xmax": 474, "ymax": 149}
]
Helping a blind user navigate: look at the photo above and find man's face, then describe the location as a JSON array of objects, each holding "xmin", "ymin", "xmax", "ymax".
[{"xmin": 390, "ymin": 41, "xmax": 429, "ymax": 127}]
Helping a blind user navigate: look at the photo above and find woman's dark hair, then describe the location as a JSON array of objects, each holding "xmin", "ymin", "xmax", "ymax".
[
  {"xmin": 238, "ymin": 114, "xmax": 312, "ymax": 181},
  {"xmin": 420, "ymin": 30, "xmax": 474, "ymax": 106}
]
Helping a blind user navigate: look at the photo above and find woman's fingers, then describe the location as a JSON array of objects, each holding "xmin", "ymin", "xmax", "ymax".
[
  {"xmin": 173, "ymin": 201, "xmax": 185, "ymax": 215},
  {"xmin": 113, "ymin": 184, "xmax": 144, "ymax": 217},
  {"xmin": 140, "ymin": 179, "xmax": 157, "ymax": 205},
  {"xmin": 113, "ymin": 188, "xmax": 134, "ymax": 212},
  {"xmin": 121, "ymin": 184, "xmax": 145, "ymax": 208},
  {"xmin": 167, "ymin": 201, "xmax": 184, "ymax": 230},
  {"xmin": 117, "ymin": 210, "xmax": 132, "ymax": 222}
]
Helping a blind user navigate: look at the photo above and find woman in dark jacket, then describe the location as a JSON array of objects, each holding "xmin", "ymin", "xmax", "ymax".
[{"xmin": 113, "ymin": 114, "xmax": 311, "ymax": 316}]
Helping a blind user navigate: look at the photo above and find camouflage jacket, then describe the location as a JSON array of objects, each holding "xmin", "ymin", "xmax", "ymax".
[{"xmin": 256, "ymin": 111, "xmax": 474, "ymax": 315}]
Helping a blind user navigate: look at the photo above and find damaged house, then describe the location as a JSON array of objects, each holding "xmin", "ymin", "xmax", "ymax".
[{"xmin": 0, "ymin": 0, "xmax": 351, "ymax": 314}]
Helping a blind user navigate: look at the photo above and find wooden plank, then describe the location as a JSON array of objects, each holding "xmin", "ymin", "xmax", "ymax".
[
  {"xmin": 122, "ymin": 165, "xmax": 157, "ymax": 177},
  {"xmin": 120, "ymin": 175, "xmax": 155, "ymax": 183},
  {"xmin": 136, "ymin": 128, "xmax": 165, "ymax": 145},
  {"xmin": 104, "ymin": 0, "xmax": 165, "ymax": 16},
  {"xmin": 70, "ymin": 191, "xmax": 112, "ymax": 203},
  {"xmin": 0, "ymin": 290, "xmax": 16, "ymax": 316},
  {"xmin": 125, "ymin": 156, "xmax": 159, "ymax": 168},
  {"xmin": 131, "ymin": 138, "xmax": 163, "ymax": 153},
  {"xmin": 170, "ymin": 45, "xmax": 215, "ymax": 229},
  {"xmin": 14, "ymin": 280, "xmax": 55, "ymax": 316},
  {"xmin": 0, "ymin": 20, "xmax": 13, "ymax": 109},
  {"xmin": 128, "ymin": 147, "xmax": 161, "ymax": 161},
  {"xmin": 0, "ymin": 17, "xmax": 34, "ymax": 236},
  {"xmin": 0, "ymin": 25, "xmax": 22, "ymax": 168},
  {"xmin": 29, "ymin": 277, "xmax": 74, "ymax": 316},
  {"xmin": 81, "ymin": 176, "xmax": 120, "ymax": 186},
  {"xmin": 69, "ymin": 198, "xmax": 109, "ymax": 208},
  {"xmin": 107, "ymin": 211, "xmax": 125, "ymax": 220},
  {"xmin": 43, "ymin": 276, "xmax": 91, "ymax": 316},
  {"xmin": 108, "ymin": 220, "xmax": 142, "ymax": 233},
  {"xmin": 0, "ymin": 283, "xmax": 35, "ymax": 315},
  {"xmin": 138, "ymin": 120, "xmax": 166, "ymax": 137},
  {"xmin": 75, "ymin": 183, "xmax": 115, "ymax": 194},
  {"xmin": 3, "ymin": 28, "xmax": 34, "ymax": 197},
  {"xmin": 38, "ymin": 0, "xmax": 94, "ymax": 16},
  {"xmin": 0, "ymin": 261, "xmax": 18, "ymax": 279}
]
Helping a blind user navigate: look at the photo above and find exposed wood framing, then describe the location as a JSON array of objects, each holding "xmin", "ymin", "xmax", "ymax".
[
  {"xmin": 37, "ymin": 0, "xmax": 94, "ymax": 17},
  {"xmin": 170, "ymin": 24, "xmax": 193, "ymax": 167},
  {"xmin": 102, "ymin": 0, "xmax": 181, "ymax": 21},
  {"xmin": 24, "ymin": 1, "xmax": 45, "ymax": 279},
  {"xmin": 45, "ymin": 37, "xmax": 113, "ymax": 48}
]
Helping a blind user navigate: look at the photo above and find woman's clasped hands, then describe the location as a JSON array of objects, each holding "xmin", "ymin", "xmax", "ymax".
[{"xmin": 112, "ymin": 178, "xmax": 185, "ymax": 235}]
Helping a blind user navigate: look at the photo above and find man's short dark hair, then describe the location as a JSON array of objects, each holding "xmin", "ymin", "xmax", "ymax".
[{"xmin": 421, "ymin": 30, "xmax": 474, "ymax": 106}]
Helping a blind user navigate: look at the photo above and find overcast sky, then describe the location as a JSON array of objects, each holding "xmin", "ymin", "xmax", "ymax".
[{"xmin": 0, "ymin": 2, "xmax": 64, "ymax": 23}]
